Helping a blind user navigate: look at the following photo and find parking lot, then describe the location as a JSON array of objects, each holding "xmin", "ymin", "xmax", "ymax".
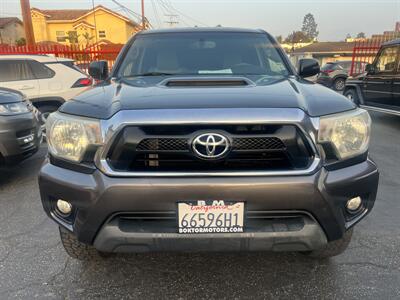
[{"xmin": 0, "ymin": 111, "xmax": 399, "ymax": 299}]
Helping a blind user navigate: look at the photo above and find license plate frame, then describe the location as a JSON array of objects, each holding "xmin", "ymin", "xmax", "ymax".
[{"xmin": 177, "ymin": 201, "xmax": 245, "ymax": 234}]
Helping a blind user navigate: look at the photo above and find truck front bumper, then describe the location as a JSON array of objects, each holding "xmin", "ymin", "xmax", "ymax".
[{"xmin": 39, "ymin": 158, "xmax": 379, "ymax": 253}]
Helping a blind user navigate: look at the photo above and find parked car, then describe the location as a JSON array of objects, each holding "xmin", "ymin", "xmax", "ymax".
[
  {"xmin": 317, "ymin": 61, "xmax": 367, "ymax": 91},
  {"xmin": 344, "ymin": 39, "xmax": 400, "ymax": 115},
  {"xmin": 39, "ymin": 28, "xmax": 379, "ymax": 260},
  {"xmin": 0, "ymin": 88, "xmax": 42, "ymax": 166},
  {"xmin": 0, "ymin": 55, "xmax": 92, "ymax": 128}
]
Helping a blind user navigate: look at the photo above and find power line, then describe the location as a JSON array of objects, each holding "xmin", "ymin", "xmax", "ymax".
[
  {"xmin": 157, "ymin": 0, "xmax": 208, "ymax": 27},
  {"xmin": 153, "ymin": 0, "xmax": 178, "ymax": 27},
  {"xmin": 111, "ymin": 0, "xmax": 151, "ymax": 28},
  {"xmin": 164, "ymin": 14, "xmax": 179, "ymax": 27},
  {"xmin": 156, "ymin": 1, "xmax": 187, "ymax": 26},
  {"xmin": 150, "ymin": 0, "xmax": 162, "ymax": 28}
]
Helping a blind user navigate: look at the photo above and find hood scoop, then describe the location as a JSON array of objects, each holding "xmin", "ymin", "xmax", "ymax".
[{"xmin": 161, "ymin": 77, "xmax": 253, "ymax": 87}]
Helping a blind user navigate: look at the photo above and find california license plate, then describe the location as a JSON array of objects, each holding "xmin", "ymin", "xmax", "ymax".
[{"xmin": 178, "ymin": 201, "xmax": 244, "ymax": 234}]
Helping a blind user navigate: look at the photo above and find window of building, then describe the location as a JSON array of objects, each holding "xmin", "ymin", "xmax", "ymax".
[
  {"xmin": 56, "ymin": 31, "xmax": 67, "ymax": 42},
  {"xmin": 99, "ymin": 30, "xmax": 106, "ymax": 38}
]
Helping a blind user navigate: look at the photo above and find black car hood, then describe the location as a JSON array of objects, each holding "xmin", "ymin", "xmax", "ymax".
[
  {"xmin": 0, "ymin": 87, "xmax": 24, "ymax": 104},
  {"xmin": 60, "ymin": 76, "xmax": 355, "ymax": 119}
]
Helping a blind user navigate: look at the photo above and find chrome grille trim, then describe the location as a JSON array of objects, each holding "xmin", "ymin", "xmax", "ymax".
[{"xmin": 95, "ymin": 108, "xmax": 321, "ymax": 177}]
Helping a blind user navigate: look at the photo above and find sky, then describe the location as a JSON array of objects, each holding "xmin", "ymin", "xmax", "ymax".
[{"xmin": 1, "ymin": 0, "xmax": 399, "ymax": 41}]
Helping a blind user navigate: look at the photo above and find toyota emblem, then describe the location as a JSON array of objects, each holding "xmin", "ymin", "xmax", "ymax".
[{"xmin": 192, "ymin": 133, "xmax": 230, "ymax": 159}]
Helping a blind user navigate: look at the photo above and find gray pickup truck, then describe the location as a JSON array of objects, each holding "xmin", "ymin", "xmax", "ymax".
[{"xmin": 39, "ymin": 28, "xmax": 379, "ymax": 260}]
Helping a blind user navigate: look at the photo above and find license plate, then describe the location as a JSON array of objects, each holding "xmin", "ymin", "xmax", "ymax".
[{"xmin": 178, "ymin": 201, "xmax": 244, "ymax": 234}]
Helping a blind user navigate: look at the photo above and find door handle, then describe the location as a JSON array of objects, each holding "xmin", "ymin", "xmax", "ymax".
[{"xmin": 20, "ymin": 85, "xmax": 34, "ymax": 90}]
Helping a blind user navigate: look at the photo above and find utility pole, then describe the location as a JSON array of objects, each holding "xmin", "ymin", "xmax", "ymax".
[
  {"xmin": 164, "ymin": 14, "xmax": 179, "ymax": 27},
  {"xmin": 141, "ymin": 0, "xmax": 145, "ymax": 29},
  {"xmin": 20, "ymin": 0, "xmax": 35, "ymax": 45}
]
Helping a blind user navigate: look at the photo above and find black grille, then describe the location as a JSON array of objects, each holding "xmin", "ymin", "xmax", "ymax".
[
  {"xmin": 233, "ymin": 137, "xmax": 285, "ymax": 151},
  {"xmin": 136, "ymin": 138, "xmax": 188, "ymax": 151},
  {"xmin": 106, "ymin": 124, "xmax": 313, "ymax": 172},
  {"xmin": 136, "ymin": 137, "xmax": 285, "ymax": 152},
  {"xmin": 112, "ymin": 211, "xmax": 308, "ymax": 234},
  {"xmin": 16, "ymin": 128, "xmax": 34, "ymax": 138}
]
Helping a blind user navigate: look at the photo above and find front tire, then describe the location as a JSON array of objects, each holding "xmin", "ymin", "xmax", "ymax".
[
  {"xmin": 344, "ymin": 88, "xmax": 359, "ymax": 105},
  {"xmin": 305, "ymin": 228, "xmax": 353, "ymax": 259},
  {"xmin": 36, "ymin": 104, "xmax": 60, "ymax": 139},
  {"xmin": 59, "ymin": 227, "xmax": 109, "ymax": 261},
  {"xmin": 333, "ymin": 77, "xmax": 346, "ymax": 91}
]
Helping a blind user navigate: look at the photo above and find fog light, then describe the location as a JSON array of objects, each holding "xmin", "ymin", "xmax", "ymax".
[
  {"xmin": 346, "ymin": 196, "xmax": 362, "ymax": 212},
  {"xmin": 56, "ymin": 199, "xmax": 72, "ymax": 215}
]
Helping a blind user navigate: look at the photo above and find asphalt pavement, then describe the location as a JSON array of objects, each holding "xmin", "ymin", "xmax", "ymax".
[{"xmin": 0, "ymin": 112, "xmax": 399, "ymax": 299}]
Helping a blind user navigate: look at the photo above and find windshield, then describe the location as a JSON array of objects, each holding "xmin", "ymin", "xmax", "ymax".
[
  {"xmin": 117, "ymin": 32, "xmax": 290, "ymax": 78},
  {"xmin": 321, "ymin": 63, "xmax": 343, "ymax": 71}
]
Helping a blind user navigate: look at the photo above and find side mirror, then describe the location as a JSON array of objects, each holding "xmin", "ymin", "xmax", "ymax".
[
  {"xmin": 365, "ymin": 64, "xmax": 375, "ymax": 74},
  {"xmin": 89, "ymin": 61, "xmax": 109, "ymax": 81},
  {"xmin": 298, "ymin": 58, "xmax": 320, "ymax": 78}
]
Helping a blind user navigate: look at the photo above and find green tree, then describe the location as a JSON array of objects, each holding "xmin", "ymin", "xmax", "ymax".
[
  {"xmin": 15, "ymin": 37, "xmax": 26, "ymax": 46},
  {"xmin": 356, "ymin": 32, "xmax": 366, "ymax": 38},
  {"xmin": 301, "ymin": 13, "xmax": 319, "ymax": 41},
  {"xmin": 81, "ymin": 32, "xmax": 94, "ymax": 47},
  {"xmin": 66, "ymin": 31, "xmax": 79, "ymax": 44},
  {"xmin": 284, "ymin": 31, "xmax": 309, "ymax": 43},
  {"xmin": 275, "ymin": 35, "xmax": 283, "ymax": 43}
]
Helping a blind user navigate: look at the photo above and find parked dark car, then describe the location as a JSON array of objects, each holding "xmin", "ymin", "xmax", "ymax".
[
  {"xmin": 39, "ymin": 28, "xmax": 379, "ymax": 261},
  {"xmin": 344, "ymin": 39, "xmax": 400, "ymax": 115},
  {"xmin": 317, "ymin": 61, "xmax": 366, "ymax": 91},
  {"xmin": 0, "ymin": 88, "xmax": 42, "ymax": 166}
]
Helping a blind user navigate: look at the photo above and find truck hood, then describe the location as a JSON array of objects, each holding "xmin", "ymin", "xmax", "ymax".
[{"xmin": 60, "ymin": 76, "xmax": 355, "ymax": 119}]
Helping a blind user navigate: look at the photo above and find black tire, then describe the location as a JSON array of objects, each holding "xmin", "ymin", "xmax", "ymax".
[
  {"xmin": 344, "ymin": 88, "xmax": 359, "ymax": 105},
  {"xmin": 333, "ymin": 77, "xmax": 346, "ymax": 91},
  {"xmin": 37, "ymin": 104, "xmax": 59, "ymax": 124},
  {"xmin": 304, "ymin": 228, "xmax": 353, "ymax": 259},
  {"xmin": 37, "ymin": 105, "xmax": 59, "ymax": 141},
  {"xmin": 59, "ymin": 227, "xmax": 110, "ymax": 261},
  {"xmin": 36, "ymin": 104, "xmax": 60, "ymax": 140}
]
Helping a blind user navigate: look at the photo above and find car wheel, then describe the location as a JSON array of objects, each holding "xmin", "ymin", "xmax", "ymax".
[
  {"xmin": 344, "ymin": 89, "xmax": 359, "ymax": 105},
  {"xmin": 302, "ymin": 228, "xmax": 353, "ymax": 259},
  {"xmin": 59, "ymin": 227, "xmax": 111, "ymax": 261},
  {"xmin": 333, "ymin": 78, "xmax": 346, "ymax": 91},
  {"xmin": 37, "ymin": 105, "xmax": 59, "ymax": 138}
]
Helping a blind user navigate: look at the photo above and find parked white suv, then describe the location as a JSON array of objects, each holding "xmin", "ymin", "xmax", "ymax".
[{"xmin": 0, "ymin": 55, "xmax": 92, "ymax": 126}]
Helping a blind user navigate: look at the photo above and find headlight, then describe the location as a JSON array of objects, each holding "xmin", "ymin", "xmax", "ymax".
[
  {"xmin": 46, "ymin": 112, "xmax": 103, "ymax": 162},
  {"xmin": 318, "ymin": 109, "xmax": 371, "ymax": 160},
  {"xmin": 0, "ymin": 102, "xmax": 30, "ymax": 115}
]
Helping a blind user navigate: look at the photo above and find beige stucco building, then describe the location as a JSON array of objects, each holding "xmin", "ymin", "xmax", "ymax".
[{"xmin": 0, "ymin": 17, "xmax": 25, "ymax": 45}]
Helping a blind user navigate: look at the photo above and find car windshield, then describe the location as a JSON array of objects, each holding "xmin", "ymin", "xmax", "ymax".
[
  {"xmin": 117, "ymin": 32, "xmax": 290, "ymax": 78},
  {"xmin": 321, "ymin": 63, "xmax": 343, "ymax": 71}
]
